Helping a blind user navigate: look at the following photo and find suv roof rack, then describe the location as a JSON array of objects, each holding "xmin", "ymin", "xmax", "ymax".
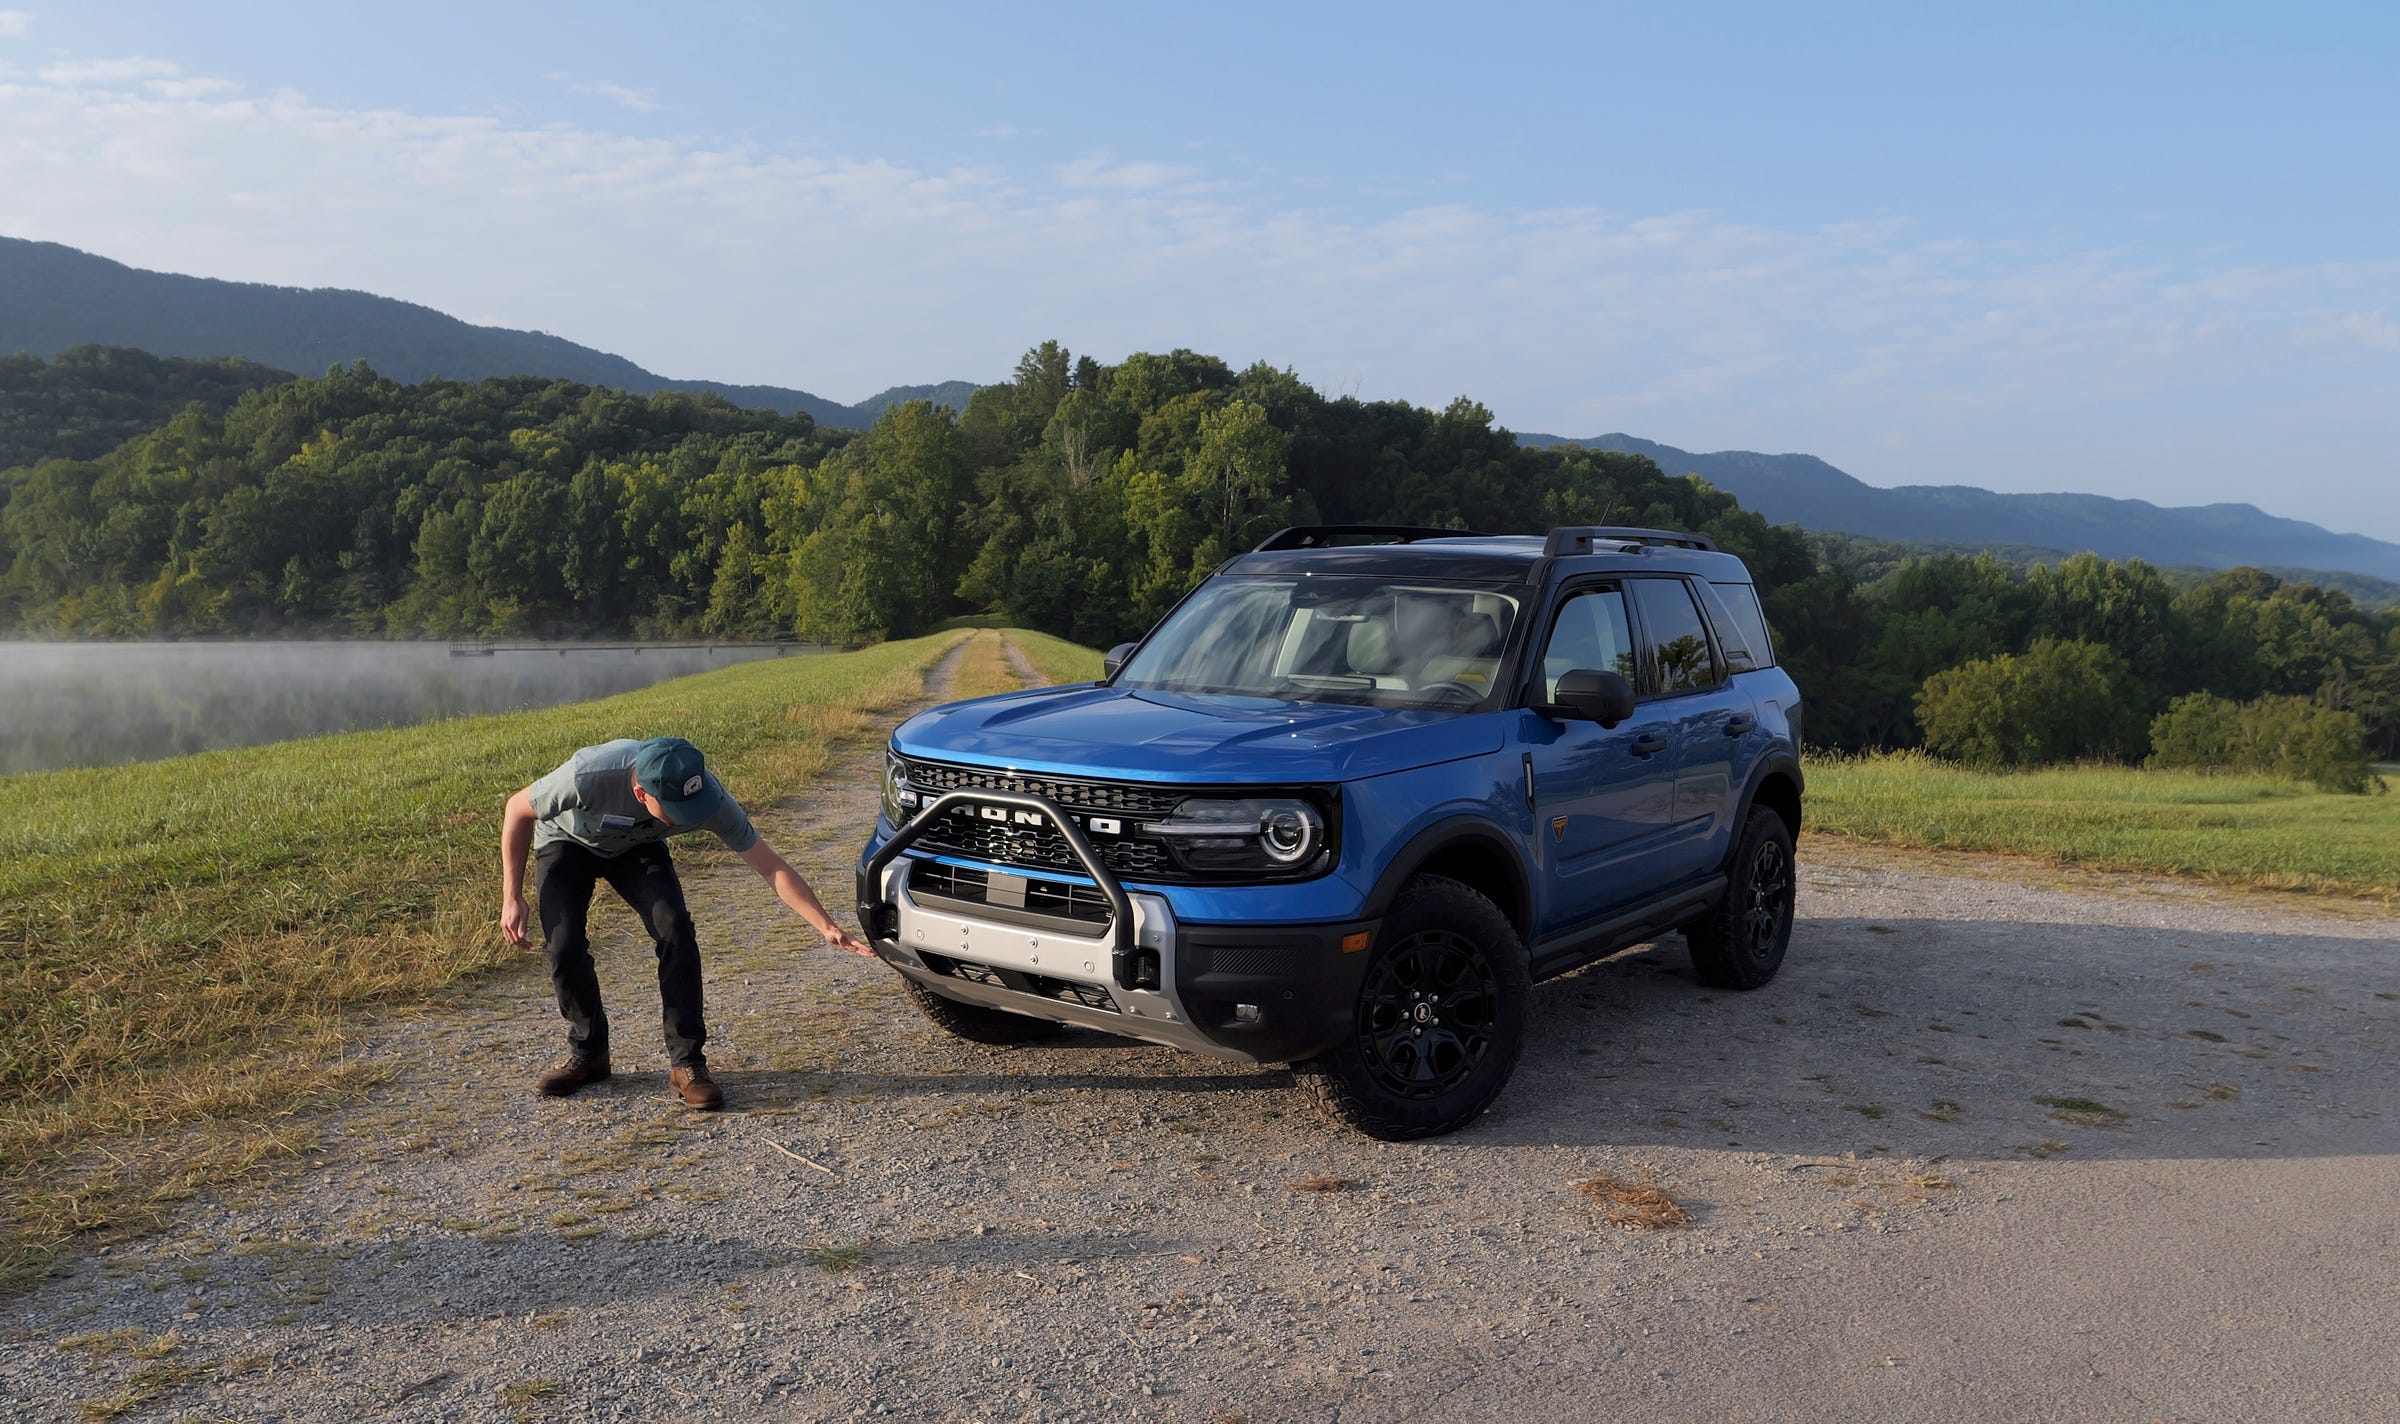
[
  {"xmin": 1251, "ymin": 524, "xmax": 1487, "ymax": 552},
  {"xmin": 1543, "ymin": 525, "xmax": 1719, "ymax": 556}
]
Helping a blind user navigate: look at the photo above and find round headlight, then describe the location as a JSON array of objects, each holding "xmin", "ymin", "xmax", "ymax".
[{"xmin": 1259, "ymin": 803, "xmax": 1322, "ymax": 863}]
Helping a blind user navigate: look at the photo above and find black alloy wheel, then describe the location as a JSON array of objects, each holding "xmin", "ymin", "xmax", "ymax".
[
  {"xmin": 1357, "ymin": 929, "xmax": 1500, "ymax": 1100},
  {"xmin": 1296, "ymin": 874, "xmax": 1530, "ymax": 1140},
  {"xmin": 1744, "ymin": 834, "xmax": 1793, "ymax": 961},
  {"xmin": 1685, "ymin": 805, "xmax": 1797, "ymax": 990}
]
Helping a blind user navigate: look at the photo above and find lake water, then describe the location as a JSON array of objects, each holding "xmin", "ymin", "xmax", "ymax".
[{"xmin": 0, "ymin": 641, "xmax": 812, "ymax": 774}]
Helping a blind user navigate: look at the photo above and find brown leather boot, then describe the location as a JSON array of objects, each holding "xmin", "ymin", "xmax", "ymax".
[
  {"xmin": 535, "ymin": 1055, "xmax": 611, "ymax": 1097},
  {"xmin": 670, "ymin": 1063, "xmax": 724, "ymax": 1111}
]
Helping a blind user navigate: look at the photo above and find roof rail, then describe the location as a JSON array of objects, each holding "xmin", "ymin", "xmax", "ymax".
[
  {"xmin": 1251, "ymin": 524, "xmax": 1486, "ymax": 552},
  {"xmin": 1542, "ymin": 525, "xmax": 1719, "ymax": 557}
]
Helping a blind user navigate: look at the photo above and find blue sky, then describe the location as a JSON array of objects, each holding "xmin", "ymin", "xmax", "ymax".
[{"xmin": 2, "ymin": 2, "xmax": 2395, "ymax": 536}]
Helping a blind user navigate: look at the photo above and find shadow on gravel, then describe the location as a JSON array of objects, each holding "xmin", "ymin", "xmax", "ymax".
[
  {"xmin": 1459, "ymin": 914, "xmax": 2400, "ymax": 1165},
  {"xmin": 732, "ymin": 1062, "xmax": 1290, "ymax": 1112},
  {"xmin": 723, "ymin": 912, "xmax": 2394, "ymax": 1168}
]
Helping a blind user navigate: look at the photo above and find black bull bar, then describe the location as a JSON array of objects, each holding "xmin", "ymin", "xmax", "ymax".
[{"xmin": 860, "ymin": 788, "xmax": 1141, "ymax": 990}]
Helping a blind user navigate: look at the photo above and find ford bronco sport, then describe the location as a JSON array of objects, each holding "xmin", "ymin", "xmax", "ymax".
[{"xmin": 857, "ymin": 525, "xmax": 1804, "ymax": 1139}]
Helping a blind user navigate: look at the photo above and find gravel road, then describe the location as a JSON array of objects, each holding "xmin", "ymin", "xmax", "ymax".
[{"xmin": 6, "ymin": 639, "xmax": 2397, "ymax": 1423}]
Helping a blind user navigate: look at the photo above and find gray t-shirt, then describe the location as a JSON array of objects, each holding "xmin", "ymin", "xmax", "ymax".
[{"xmin": 527, "ymin": 739, "xmax": 759, "ymax": 857}]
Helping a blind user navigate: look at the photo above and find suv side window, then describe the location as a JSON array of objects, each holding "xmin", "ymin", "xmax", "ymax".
[
  {"xmin": 1705, "ymin": 581, "xmax": 1773, "ymax": 672},
  {"xmin": 1629, "ymin": 577, "xmax": 1724, "ymax": 695},
  {"xmin": 1538, "ymin": 585, "xmax": 1636, "ymax": 702}
]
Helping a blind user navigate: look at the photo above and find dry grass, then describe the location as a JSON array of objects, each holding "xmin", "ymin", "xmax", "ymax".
[
  {"xmin": 0, "ymin": 633, "xmax": 967, "ymax": 1293},
  {"xmin": 801, "ymin": 1243, "xmax": 873, "ymax": 1272},
  {"xmin": 2037, "ymin": 1095, "xmax": 2129, "ymax": 1127},
  {"xmin": 1285, "ymin": 1176, "xmax": 1356, "ymax": 1193},
  {"xmin": 1572, "ymin": 1173, "xmax": 1694, "ymax": 1231},
  {"xmin": 73, "ymin": 1360, "xmax": 208, "ymax": 1421},
  {"xmin": 946, "ymin": 630, "xmax": 1025, "ymax": 701}
]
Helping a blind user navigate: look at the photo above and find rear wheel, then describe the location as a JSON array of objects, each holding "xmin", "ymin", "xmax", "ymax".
[
  {"xmin": 1296, "ymin": 875, "xmax": 1529, "ymax": 1140},
  {"xmin": 902, "ymin": 979, "xmax": 1066, "ymax": 1045},
  {"xmin": 1684, "ymin": 806, "xmax": 1796, "ymax": 989}
]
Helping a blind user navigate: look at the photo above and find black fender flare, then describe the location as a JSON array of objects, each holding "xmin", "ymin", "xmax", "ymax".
[
  {"xmin": 1360, "ymin": 814, "xmax": 1534, "ymax": 934},
  {"xmin": 1731, "ymin": 749, "xmax": 1806, "ymax": 853}
]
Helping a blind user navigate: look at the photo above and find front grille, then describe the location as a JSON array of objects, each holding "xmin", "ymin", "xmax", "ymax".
[
  {"xmin": 900, "ymin": 757, "xmax": 1179, "ymax": 878},
  {"xmin": 918, "ymin": 952, "xmax": 1120, "ymax": 1014},
  {"xmin": 902, "ymin": 760, "xmax": 1185, "ymax": 817},
  {"xmin": 895, "ymin": 756, "xmax": 1333, "ymax": 885},
  {"xmin": 908, "ymin": 860, "xmax": 1114, "ymax": 924}
]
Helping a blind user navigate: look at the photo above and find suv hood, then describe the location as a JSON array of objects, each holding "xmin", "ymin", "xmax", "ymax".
[{"xmin": 891, "ymin": 685, "xmax": 1503, "ymax": 784}]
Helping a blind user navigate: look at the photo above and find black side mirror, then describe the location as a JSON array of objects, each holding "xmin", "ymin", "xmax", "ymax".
[
  {"xmin": 1102, "ymin": 642, "xmax": 1138, "ymax": 680},
  {"xmin": 1548, "ymin": 668, "xmax": 1636, "ymax": 728}
]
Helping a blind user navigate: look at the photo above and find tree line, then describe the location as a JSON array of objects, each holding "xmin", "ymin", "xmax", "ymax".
[{"xmin": 3, "ymin": 342, "xmax": 2394, "ymax": 773}]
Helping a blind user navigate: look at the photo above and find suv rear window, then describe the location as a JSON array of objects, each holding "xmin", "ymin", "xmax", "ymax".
[
  {"xmin": 1629, "ymin": 578, "xmax": 1724, "ymax": 695},
  {"xmin": 1707, "ymin": 581, "xmax": 1774, "ymax": 671}
]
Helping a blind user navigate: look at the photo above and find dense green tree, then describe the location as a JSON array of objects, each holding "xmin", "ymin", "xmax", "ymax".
[
  {"xmin": 1917, "ymin": 639, "xmax": 2148, "ymax": 768},
  {"xmin": 4, "ymin": 342, "xmax": 2393, "ymax": 760}
]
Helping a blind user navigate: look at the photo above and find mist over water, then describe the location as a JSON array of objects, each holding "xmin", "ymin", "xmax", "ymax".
[{"xmin": 0, "ymin": 642, "xmax": 808, "ymax": 774}]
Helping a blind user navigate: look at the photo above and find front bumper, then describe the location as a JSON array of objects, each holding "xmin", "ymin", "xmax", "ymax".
[{"xmin": 857, "ymin": 791, "xmax": 1375, "ymax": 1064}]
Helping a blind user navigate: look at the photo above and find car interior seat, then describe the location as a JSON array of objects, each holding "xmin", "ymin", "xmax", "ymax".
[
  {"xmin": 1343, "ymin": 618, "xmax": 1409, "ymax": 689},
  {"xmin": 1416, "ymin": 608, "xmax": 1504, "ymax": 692}
]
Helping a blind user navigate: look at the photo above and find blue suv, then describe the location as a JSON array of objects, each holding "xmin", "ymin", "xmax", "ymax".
[{"xmin": 858, "ymin": 525, "xmax": 1804, "ymax": 1139}]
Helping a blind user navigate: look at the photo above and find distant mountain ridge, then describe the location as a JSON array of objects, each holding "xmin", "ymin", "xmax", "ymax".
[
  {"xmin": 0, "ymin": 236, "xmax": 971, "ymax": 429},
  {"xmin": 1517, "ymin": 430, "xmax": 2400, "ymax": 583}
]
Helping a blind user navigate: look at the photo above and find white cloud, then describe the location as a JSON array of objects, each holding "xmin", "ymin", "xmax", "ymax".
[
  {"xmin": 1053, "ymin": 156, "xmax": 1202, "ymax": 193},
  {"xmin": 1, "ymin": 50, "xmax": 2394, "ymax": 535},
  {"xmin": 35, "ymin": 55, "xmax": 180, "ymax": 84},
  {"xmin": 545, "ymin": 71, "xmax": 659, "ymax": 114},
  {"xmin": 0, "ymin": 11, "xmax": 30, "ymax": 40}
]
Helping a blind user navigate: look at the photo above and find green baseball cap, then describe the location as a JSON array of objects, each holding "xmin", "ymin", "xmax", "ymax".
[{"xmin": 633, "ymin": 737, "xmax": 725, "ymax": 825}]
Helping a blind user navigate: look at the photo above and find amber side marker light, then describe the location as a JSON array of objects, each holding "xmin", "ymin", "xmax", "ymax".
[{"xmin": 1340, "ymin": 931, "xmax": 1372, "ymax": 953}]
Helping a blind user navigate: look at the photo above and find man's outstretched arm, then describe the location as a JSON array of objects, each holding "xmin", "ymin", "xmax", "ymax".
[
  {"xmin": 499, "ymin": 787, "xmax": 539, "ymax": 947},
  {"xmin": 739, "ymin": 840, "xmax": 876, "ymax": 957}
]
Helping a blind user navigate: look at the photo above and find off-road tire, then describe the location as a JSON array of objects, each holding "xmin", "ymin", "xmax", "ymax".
[
  {"xmin": 1684, "ymin": 806, "xmax": 1797, "ymax": 990},
  {"xmin": 902, "ymin": 979, "xmax": 1067, "ymax": 1045},
  {"xmin": 1295, "ymin": 875, "xmax": 1530, "ymax": 1140}
]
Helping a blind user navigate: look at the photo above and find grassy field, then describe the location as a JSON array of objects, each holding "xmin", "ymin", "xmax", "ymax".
[
  {"xmin": 1007, "ymin": 627, "xmax": 1107, "ymax": 685},
  {"xmin": 0, "ymin": 630, "xmax": 973, "ymax": 1290},
  {"xmin": 1807, "ymin": 751, "xmax": 2400, "ymax": 900}
]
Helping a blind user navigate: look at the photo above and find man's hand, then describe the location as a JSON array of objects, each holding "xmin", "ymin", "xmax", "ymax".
[
  {"xmin": 501, "ymin": 894, "xmax": 530, "ymax": 948},
  {"xmin": 824, "ymin": 927, "xmax": 877, "ymax": 958}
]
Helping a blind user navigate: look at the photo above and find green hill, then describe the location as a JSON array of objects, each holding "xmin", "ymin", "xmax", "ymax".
[
  {"xmin": 0, "ymin": 236, "xmax": 972, "ymax": 429},
  {"xmin": 0, "ymin": 345, "xmax": 293, "ymax": 470},
  {"xmin": 1519, "ymin": 430, "xmax": 2400, "ymax": 584}
]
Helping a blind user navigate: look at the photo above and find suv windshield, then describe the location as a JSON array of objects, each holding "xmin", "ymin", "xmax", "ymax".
[{"xmin": 1115, "ymin": 576, "xmax": 1522, "ymax": 710}]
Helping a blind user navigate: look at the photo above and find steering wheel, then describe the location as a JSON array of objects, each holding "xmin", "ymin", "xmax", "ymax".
[{"xmin": 1413, "ymin": 680, "xmax": 1484, "ymax": 706}]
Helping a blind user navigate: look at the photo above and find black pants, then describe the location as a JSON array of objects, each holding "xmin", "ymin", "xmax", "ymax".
[{"xmin": 535, "ymin": 840, "xmax": 706, "ymax": 1068}]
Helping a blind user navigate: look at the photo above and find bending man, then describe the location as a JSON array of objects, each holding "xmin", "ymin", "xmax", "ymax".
[{"xmin": 499, "ymin": 735, "xmax": 871, "ymax": 1110}]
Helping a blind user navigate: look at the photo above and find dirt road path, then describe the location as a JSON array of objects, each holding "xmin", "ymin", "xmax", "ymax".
[{"xmin": 7, "ymin": 638, "xmax": 2398, "ymax": 1422}]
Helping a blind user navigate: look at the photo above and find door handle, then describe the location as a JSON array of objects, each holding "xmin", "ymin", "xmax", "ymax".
[
  {"xmin": 1724, "ymin": 713, "xmax": 1756, "ymax": 737},
  {"xmin": 1629, "ymin": 732, "xmax": 1668, "ymax": 758}
]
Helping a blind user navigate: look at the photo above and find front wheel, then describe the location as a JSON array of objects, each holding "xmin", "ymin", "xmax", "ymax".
[
  {"xmin": 1295, "ymin": 875, "xmax": 1529, "ymax": 1140},
  {"xmin": 901, "ymin": 979, "xmax": 1066, "ymax": 1045},
  {"xmin": 1684, "ymin": 807, "xmax": 1797, "ymax": 989}
]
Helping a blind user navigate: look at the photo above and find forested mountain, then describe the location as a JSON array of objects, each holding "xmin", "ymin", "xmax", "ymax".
[
  {"xmin": 4, "ymin": 342, "xmax": 2394, "ymax": 758},
  {"xmin": 1518, "ymin": 431, "xmax": 2400, "ymax": 583},
  {"xmin": 0, "ymin": 346, "xmax": 293, "ymax": 470},
  {"xmin": 0, "ymin": 237, "xmax": 968, "ymax": 429},
  {"xmin": 1808, "ymin": 529, "xmax": 2400, "ymax": 612}
]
